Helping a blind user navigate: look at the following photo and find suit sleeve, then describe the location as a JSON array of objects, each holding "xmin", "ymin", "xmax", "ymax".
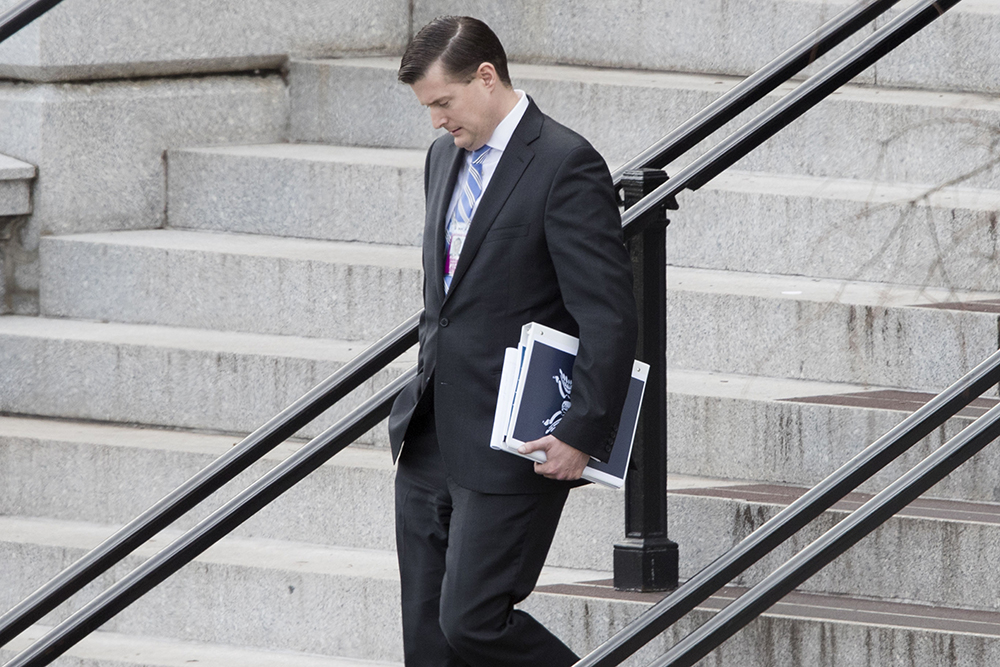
[{"xmin": 544, "ymin": 144, "xmax": 639, "ymax": 462}]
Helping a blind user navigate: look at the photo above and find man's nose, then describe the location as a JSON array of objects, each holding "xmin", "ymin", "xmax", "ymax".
[{"xmin": 430, "ymin": 108, "xmax": 446, "ymax": 129}]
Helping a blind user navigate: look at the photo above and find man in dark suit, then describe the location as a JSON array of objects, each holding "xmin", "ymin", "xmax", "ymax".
[{"xmin": 388, "ymin": 16, "xmax": 638, "ymax": 666}]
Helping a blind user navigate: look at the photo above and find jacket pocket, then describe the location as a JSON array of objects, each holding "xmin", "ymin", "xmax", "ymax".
[{"xmin": 483, "ymin": 223, "xmax": 529, "ymax": 242}]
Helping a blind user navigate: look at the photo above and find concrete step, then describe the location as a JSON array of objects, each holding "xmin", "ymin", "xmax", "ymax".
[
  {"xmin": 289, "ymin": 57, "xmax": 1000, "ymax": 190},
  {"xmin": 0, "ymin": 516, "xmax": 607, "ymax": 662},
  {"xmin": 4, "ymin": 516, "xmax": 1000, "ymax": 666},
  {"xmin": 413, "ymin": 0, "xmax": 1000, "ymax": 95},
  {"xmin": 666, "ymin": 265, "xmax": 1000, "ymax": 390},
  {"xmin": 667, "ymin": 369, "xmax": 1000, "ymax": 504},
  {"xmin": 0, "ymin": 0, "xmax": 408, "ymax": 82},
  {"xmin": 0, "ymin": 315, "xmax": 414, "ymax": 440},
  {"xmin": 668, "ymin": 478, "xmax": 1000, "ymax": 612},
  {"xmin": 531, "ymin": 577, "xmax": 1000, "ymax": 666},
  {"xmin": 0, "ymin": 153, "xmax": 35, "ymax": 217},
  {"xmin": 3, "ymin": 0, "xmax": 994, "ymax": 96},
  {"xmin": 1, "ymin": 625, "xmax": 402, "ymax": 667},
  {"xmin": 0, "ymin": 75, "xmax": 288, "ymax": 240},
  {"xmin": 167, "ymin": 141, "xmax": 1000, "ymax": 291},
  {"xmin": 677, "ymin": 171, "xmax": 1000, "ymax": 293},
  {"xmin": 0, "ymin": 415, "xmax": 625, "ymax": 572},
  {"xmin": 38, "ymin": 229, "xmax": 422, "ymax": 340},
  {"xmin": 166, "ymin": 144, "xmax": 425, "ymax": 246}
]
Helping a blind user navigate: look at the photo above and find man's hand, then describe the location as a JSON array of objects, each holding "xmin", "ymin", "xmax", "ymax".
[{"xmin": 519, "ymin": 435, "xmax": 590, "ymax": 481}]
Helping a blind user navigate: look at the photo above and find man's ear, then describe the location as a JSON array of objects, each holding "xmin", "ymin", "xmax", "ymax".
[{"xmin": 476, "ymin": 62, "xmax": 498, "ymax": 90}]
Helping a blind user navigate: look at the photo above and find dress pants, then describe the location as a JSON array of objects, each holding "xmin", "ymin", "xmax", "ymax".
[{"xmin": 395, "ymin": 405, "xmax": 578, "ymax": 666}]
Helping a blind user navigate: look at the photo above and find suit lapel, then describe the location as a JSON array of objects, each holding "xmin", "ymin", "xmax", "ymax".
[{"xmin": 444, "ymin": 100, "xmax": 543, "ymax": 301}]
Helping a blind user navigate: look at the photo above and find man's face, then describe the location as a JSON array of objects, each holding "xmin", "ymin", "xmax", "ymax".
[{"xmin": 410, "ymin": 61, "xmax": 496, "ymax": 151}]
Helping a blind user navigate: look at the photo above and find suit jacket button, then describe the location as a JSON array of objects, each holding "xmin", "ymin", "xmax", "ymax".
[{"xmin": 439, "ymin": 318, "xmax": 449, "ymax": 327}]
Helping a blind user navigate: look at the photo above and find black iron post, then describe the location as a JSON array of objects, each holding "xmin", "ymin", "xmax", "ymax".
[{"xmin": 615, "ymin": 169, "xmax": 678, "ymax": 592}]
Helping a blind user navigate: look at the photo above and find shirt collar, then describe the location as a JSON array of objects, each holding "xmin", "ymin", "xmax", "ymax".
[{"xmin": 483, "ymin": 90, "xmax": 528, "ymax": 154}]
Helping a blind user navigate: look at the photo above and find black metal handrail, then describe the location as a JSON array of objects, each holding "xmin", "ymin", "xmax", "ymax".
[
  {"xmin": 609, "ymin": 0, "xmax": 901, "ymax": 187},
  {"xmin": 578, "ymin": 1, "xmax": 968, "ymax": 662},
  {"xmin": 620, "ymin": 0, "xmax": 963, "ymax": 238},
  {"xmin": 576, "ymin": 347, "xmax": 1000, "ymax": 666},
  {"xmin": 0, "ymin": 313, "xmax": 418, "ymax": 648},
  {"xmin": 3, "ymin": 367, "xmax": 417, "ymax": 667},
  {"xmin": 653, "ymin": 396, "xmax": 1000, "ymax": 667},
  {"xmin": 0, "ymin": 0, "xmax": 66, "ymax": 44}
]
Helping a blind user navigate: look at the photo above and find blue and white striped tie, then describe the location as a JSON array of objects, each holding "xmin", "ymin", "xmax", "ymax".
[{"xmin": 444, "ymin": 145, "xmax": 491, "ymax": 293}]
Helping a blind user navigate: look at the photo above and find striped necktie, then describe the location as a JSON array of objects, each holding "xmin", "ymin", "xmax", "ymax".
[{"xmin": 444, "ymin": 145, "xmax": 491, "ymax": 293}]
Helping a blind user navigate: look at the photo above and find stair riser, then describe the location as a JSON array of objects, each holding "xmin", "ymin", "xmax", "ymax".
[
  {"xmin": 166, "ymin": 145, "xmax": 1000, "ymax": 294},
  {"xmin": 38, "ymin": 238, "xmax": 423, "ymax": 341},
  {"xmin": 669, "ymin": 492, "xmax": 1000, "ymax": 611},
  {"xmin": 0, "ymin": 434, "xmax": 623, "ymax": 572},
  {"xmin": 668, "ymin": 391, "xmax": 998, "ymax": 503},
  {"xmin": 166, "ymin": 148, "xmax": 425, "ymax": 246},
  {"xmin": 0, "ymin": 179, "xmax": 30, "ymax": 217},
  {"xmin": 290, "ymin": 60, "xmax": 1000, "ymax": 190},
  {"xmin": 412, "ymin": 0, "xmax": 1000, "ymax": 95},
  {"xmin": 667, "ymin": 291, "xmax": 1000, "ymax": 390},
  {"xmin": 0, "ymin": 77, "xmax": 288, "ymax": 239},
  {"xmin": 0, "ymin": 0, "xmax": 409, "ymax": 82},
  {"xmin": 2, "ymin": 539, "xmax": 996, "ymax": 667},
  {"xmin": 0, "ymin": 332, "xmax": 402, "ymax": 441},
  {"xmin": 674, "ymin": 185, "xmax": 1000, "ymax": 293},
  {"xmin": 0, "ymin": 541, "xmax": 403, "ymax": 662},
  {"xmin": 526, "ymin": 593, "xmax": 1000, "ymax": 667}
]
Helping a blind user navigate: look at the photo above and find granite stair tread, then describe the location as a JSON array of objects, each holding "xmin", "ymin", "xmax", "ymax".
[
  {"xmin": 290, "ymin": 57, "xmax": 1000, "ymax": 190},
  {"xmin": 667, "ymin": 265, "xmax": 1000, "ymax": 390},
  {"xmin": 0, "ymin": 315, "xmax": 414, "ymax": 437},
  {"xmin": 2, "ymin": 624, "xmax": 404, "ymax": 667},
  {"xmin": 39, "ymin": 229, "xmax": 423, "ymax": 339}
]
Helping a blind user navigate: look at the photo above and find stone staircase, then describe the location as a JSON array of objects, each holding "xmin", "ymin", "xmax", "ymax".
[{"xmin": 3, "ymin": 1, "xmax": 1000, "ymax": 665}]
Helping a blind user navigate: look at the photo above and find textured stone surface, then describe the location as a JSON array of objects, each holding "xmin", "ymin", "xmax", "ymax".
[
  {"xmin": 291, "ymin": 58, "xmax": 1000, "ymax": 190},
  {"xmin": 873, "ymin": 0, "xmax": 1000, "ymax": 94},
  {"xmin": 167, "ymin": 145, "xmax": 425, "ymax": 245},
  {"xmin": 0, "ymin": 316, "xmax": 413, "ymax": 439},
  {"xmin": 668, "ymin": 488, "xmax": 1000, "ymax": 612},
  {"xmin": 0, "ymin": 517, "xmax": 606, "ymax": 661},
  {"xmin": 0, "ymin": 416, "xmax": 624, "ymax": 572},
  {"xmin": 665, "ymin": 369, "xmax": 998, "ymax": 503},
  {"xmin": 39, "ymin": 230, "xmax": 423, "ymax": 340},
  {"xmin": 0, "ymin": 153, "xmax": 34, "ymax": 216},
  {"xmin": 667, "ymin": 266, "xmax": 1000, "ymax": 390},
  {"xmin": 0, "ymin": 520, "xmax": 407, "ymax": 661},
  {"xmin": 413, "ymin": 0, "xmax": 871, "ymax": 83},
  {"xmin": 675, "ymin": 172, "xmax": 1000, "ymax": 292},
  {"xmin": 526, "ymin": 591, "xmax": 1000, "ymax": 667},
  {"xmin": 0, "ymin": 75, "xmax": 288, "ymax": 239},
  {"xmin": 412, "ymin": 0, "xmax": 1000, "ymax": 94},
  {"xmin": 0, "ymin": 0, "xmax": 409, "ymax": 82},
  {"xmin": 0, "ymin": 74, "xmax": 287, "ymax": 313},
  {"xmin": 169, "ymin": 144, "xmax": 1000, "ymax": 291},
  {"xmin": 1, "ymin": 625, "xmax": 403, "ymax": 667},
  {"xmin": 4, "ymin": 514, "xmax": 1000, "ymax": 666}
]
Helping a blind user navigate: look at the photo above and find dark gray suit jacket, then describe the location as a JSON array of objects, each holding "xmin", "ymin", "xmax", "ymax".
[{"xmin": 389, "ymin": 99, "xmax": 638, "ymax": 495}]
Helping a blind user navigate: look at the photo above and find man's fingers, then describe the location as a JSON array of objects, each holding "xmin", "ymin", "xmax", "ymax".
[{"xmin": 519, "ymin": 436, "xmax": 552, "ymax": 455}]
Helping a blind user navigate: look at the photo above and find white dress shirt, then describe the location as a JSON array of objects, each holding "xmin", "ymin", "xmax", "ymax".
[{"xmin": 445, "ymin": 90, "xmax": 530, "ymax": 225}]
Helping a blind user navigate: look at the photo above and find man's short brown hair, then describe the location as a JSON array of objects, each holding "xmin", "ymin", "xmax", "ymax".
[{"xmin": 398, "ymin": 16, "xmax": 511, "ymax": 87}]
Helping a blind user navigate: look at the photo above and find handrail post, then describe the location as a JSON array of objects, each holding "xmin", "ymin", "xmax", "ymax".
[{"xmin": 615, "ymin": 169, "xmax": 678, "ymax": 591}]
